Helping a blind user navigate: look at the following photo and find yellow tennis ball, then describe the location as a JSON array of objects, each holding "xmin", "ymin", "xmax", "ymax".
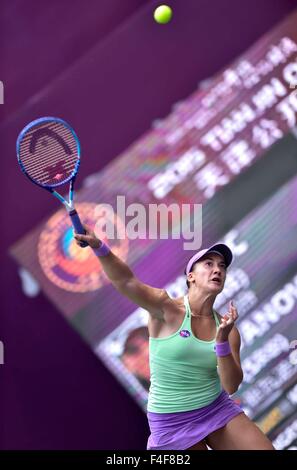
[{"xmin": 154, "ymin": 5, "xmax": 173, "ymax": 24}]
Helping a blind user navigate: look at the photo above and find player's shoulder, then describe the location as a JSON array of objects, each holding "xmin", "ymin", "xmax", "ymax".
[{"xmin": 161, "ymin": 294, "xmax": 187, "ymax": 319}]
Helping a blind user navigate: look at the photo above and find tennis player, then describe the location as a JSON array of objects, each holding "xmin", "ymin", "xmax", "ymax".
[{"xmin": 75, "ymin": 229, "xmax": 275, "ymax": 450}]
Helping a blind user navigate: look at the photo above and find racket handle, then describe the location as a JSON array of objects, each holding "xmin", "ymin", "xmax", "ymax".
[{"xmin": 69, "ymin": 209, "xmax": 88, "ymax": 248}]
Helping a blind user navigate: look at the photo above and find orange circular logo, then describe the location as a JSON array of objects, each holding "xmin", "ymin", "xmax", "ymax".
[{"xmin": 38, "ymin": 202, "xmax": 129, "ymax": 292}]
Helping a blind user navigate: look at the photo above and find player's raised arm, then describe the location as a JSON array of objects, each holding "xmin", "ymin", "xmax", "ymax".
[{"xmin": 74, "ymin": 227, "xmax": 169, "ymax": 319}]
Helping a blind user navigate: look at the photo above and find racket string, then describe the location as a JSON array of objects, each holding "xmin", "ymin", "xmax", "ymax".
[{"xmin": 18, "ymin": 121, "xmax": 79, "ymax": 186}]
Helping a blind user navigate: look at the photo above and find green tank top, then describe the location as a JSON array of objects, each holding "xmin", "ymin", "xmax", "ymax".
[{"xmin": 147, "ymin": 295, "xmax": 222, "ymax": 413}]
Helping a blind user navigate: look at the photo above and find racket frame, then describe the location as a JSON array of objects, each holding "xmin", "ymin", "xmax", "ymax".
[
  {"xmin": 16, "ymin": 116, "xmax": 81, "ymax": 212},
  {"xmin": 17, "ymin": 116, "xmax": 88, "ymax": 246}
]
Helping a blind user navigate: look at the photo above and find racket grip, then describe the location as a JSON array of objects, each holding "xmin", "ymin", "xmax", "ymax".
[{"xmin": 69, "ymin": 209, "xmax": 88, "ymax": 248}]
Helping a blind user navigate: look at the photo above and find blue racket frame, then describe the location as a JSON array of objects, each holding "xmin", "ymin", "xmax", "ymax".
[{"xmin": 17, "ymin": 117, "xmax": 88, "ymax": 247}]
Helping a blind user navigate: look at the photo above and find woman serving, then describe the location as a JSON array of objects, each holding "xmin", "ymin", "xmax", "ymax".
[{"xmin": 75, "ymin": 229, "xmax": 274, "ymax": 450}]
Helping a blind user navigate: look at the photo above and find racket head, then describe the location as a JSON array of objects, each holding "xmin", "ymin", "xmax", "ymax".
[{"xmin": 16, "ymin": 117, "xmax": 81, "ymax": 189}]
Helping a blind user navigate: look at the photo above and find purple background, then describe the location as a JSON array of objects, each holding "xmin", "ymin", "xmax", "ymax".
[{"xmin": 1, "ymin": 0, "xmax": 296, "ymax": 450}]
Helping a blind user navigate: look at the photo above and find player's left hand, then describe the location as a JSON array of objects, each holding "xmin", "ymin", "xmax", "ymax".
[{"xmin": 215, "ymin": 300, "xmax": 238, "ymax": 342}]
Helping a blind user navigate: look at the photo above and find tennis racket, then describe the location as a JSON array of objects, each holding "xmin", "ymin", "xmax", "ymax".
[{"xmin": 16, "ymin": 116, "xmax": 88, "ymax": 247}]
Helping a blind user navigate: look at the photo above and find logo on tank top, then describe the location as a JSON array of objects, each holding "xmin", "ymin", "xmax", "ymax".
[{"xmin": 180, "ymin": 329, "xmax": 191, "ymax": 338}]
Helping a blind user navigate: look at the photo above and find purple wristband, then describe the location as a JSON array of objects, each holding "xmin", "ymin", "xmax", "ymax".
[
  {"xmin": 93, "ymin": 242, "xmax": 110, "ymax": 257},
  {"xmin": 214, "ymin": 341, "xmax": 231, "ymax": 357}
]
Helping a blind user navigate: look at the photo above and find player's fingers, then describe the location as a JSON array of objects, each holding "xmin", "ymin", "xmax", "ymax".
[
  {"xmin": 228, "ymin": 302, "xmax": 237, "ymax": 320},
  {"xmin": 231, "ymin": 302, "xmax": 238, "ymax": 321},
  {"xmin": 74, "ymin": 233, "xmax": 90, "ymax": 241},
  {"xmin": 220, "ymin": 319, "xmax": 227, "ymax": 328},
  {"xmin": 74, "ymin": 238, "xmax": 87, "ymax": 248},
  {"xmin": 230, "ymin": 300, "xmax": 238, "ymax": 313},
  {"xmin": 223, "ymin": 313, "xmax": 233, "ymax": 326},
  {"xmin": 224, "ymin": 313, "xmax": 233, "ymax": 323}
]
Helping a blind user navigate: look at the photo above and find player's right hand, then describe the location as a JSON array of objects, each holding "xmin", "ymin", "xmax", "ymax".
[{"xmin": 74, "ymin": 225, "xmax": 101, "ymax": 249}]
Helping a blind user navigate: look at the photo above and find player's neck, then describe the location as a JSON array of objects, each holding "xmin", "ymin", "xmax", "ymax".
[{"xmin": 187, "ymin": 290, "xmax": 215, "ymax": 317}]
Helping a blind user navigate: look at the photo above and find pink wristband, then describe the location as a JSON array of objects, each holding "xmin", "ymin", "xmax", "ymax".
[
  {"xmin": 93, "ymin": 242, "xmax": 110, "ymax": 257},
  {"xmin": 214, "ymin": 341, "xmax": 231, "ymax": 357}
]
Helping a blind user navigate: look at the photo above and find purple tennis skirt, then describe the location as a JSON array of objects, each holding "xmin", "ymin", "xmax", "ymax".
[{"xmin": 147, "ymin": 390, "xmax": 244, "ymax": 450}]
